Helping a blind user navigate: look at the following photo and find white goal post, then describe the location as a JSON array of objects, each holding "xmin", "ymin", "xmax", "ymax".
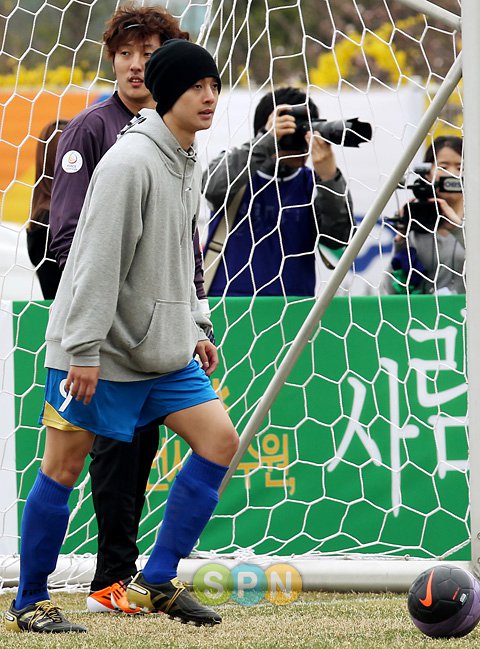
[
  {"xmin": 0, "ymin": 0, "xmax": 476, "ymax": 593},
  {"xmin": 462, "ymin": 0, "xmax": 480, "ymax": 578}
]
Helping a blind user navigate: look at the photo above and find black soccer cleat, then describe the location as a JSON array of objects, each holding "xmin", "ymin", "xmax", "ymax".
[
  {"xmin": 126, "ymin": 571, "xmax": 222, "ymax": 626},
  {"xmin": 5, "ymin": 599, "xmax": 87, "ymax": 633}
]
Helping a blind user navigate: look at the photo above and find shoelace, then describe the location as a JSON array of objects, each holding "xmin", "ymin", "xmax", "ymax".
[
  {"xmin": 28, "ymin": 601, "xmax": 63, "ymax": 630},
  {"xmin": 171, "ymin": 577, "xmax": 188, "ymax": 591}
]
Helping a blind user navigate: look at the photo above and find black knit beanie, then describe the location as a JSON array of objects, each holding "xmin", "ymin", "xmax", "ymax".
[{"xmin": 144, "ymin": 39, "xmax": 221, "ymax": 117}]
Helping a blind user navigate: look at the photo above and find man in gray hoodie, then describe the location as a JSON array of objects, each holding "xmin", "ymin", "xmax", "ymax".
[{"xmin": 6, "ymin": 40, "xmax": 238, "ymax": 634}]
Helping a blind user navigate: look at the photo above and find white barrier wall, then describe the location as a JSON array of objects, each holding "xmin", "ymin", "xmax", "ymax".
[{"xmin": 1, "ymin": 87, "xmax": 425, "ymax": 300}]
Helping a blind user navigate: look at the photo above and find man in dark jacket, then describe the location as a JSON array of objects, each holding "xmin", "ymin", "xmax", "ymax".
[{"xmin": 203, "ymin": 87, "xmax": 354, "ymax": 296}]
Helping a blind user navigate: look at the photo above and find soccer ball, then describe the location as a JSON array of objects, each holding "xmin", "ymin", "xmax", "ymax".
[{"xmin": 408, "ymin": 564, "xmax": 480, "ymax": 638}]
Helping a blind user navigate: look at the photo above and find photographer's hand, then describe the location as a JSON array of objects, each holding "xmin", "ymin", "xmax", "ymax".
[
  {"xmin": 307, "ymin": 130, "xmax": 337, "ymax": 181},
  {"xmin": 429, "ymin": 198, "xmax": 463, "ymax": 227},
  {"xmin": 266, "ymin": 104, "xmax": 297, "ymax": 141}
]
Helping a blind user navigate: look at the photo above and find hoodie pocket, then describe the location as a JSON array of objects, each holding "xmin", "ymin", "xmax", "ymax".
[{"xmin": 129, "ymin": 300, "xmax": 197, "ymax": 374}]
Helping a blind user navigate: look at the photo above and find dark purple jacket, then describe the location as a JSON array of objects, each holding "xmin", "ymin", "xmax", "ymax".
[{"xmin": 50, "ymin": 92, "xmax": 206, "ymax": 299}]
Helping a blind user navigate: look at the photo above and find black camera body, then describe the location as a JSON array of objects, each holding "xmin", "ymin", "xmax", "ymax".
[
  {"xmin": 398, "ymin": 165, "xmax": 463, "ymax": 233},
  {"xmin": 409, "ymin": 167, "xmax": 462, "ymax": 202},
  {"xmin": 279, "ymin": 105, "xmax": 372, "ymax": 152}
]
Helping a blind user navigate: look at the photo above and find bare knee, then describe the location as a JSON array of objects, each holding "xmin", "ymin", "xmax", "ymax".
[
  {"xmin": 42, "ymin": 426, "xmax": 93, "ymax": 487},
  {"xmin": 210, "ymin": 424, "xmax": 239, "ymax": 466},
  {"xmin": 42, "ymin": 455, "xmax": 86, "ymax": 487},
  {"xmin": 166, "ymin": 402, "xmax": 240, "ymax": 466},
  {"xmin": 224, "ymin": 426, "xmax": 239, "ymax": 462}
]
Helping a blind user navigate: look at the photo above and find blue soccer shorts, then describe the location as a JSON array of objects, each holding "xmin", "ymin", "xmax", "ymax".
[{"xmin": 39, "ymin": 360, "xmax": 218, "ymax": 442}]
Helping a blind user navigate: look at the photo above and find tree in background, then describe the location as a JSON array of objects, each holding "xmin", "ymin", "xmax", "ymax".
[
  {"xmin": 0, "ymin": 0, "xmax": 118, "ymax": 84},
  {"xmin": 0, "ymin": 0, "xmax": 462, "ymax": 90},
  {"xmin": 207, "ymin": 0, "xmax": 461, "ymax": 88}
]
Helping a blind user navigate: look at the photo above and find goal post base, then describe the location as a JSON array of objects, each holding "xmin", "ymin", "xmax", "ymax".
[{"xmin": 0, "ymin": 554, "xmax": 471, "ymax": 593}]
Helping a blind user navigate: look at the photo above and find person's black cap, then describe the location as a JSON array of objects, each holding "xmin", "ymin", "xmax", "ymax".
[{"xmin": 145, "ymin": 39, "xmax": 221, "ymax": 117}]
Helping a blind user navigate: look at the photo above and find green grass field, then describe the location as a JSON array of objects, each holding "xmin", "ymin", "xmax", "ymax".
[{"xmin": 0, "ymin": 590, "xmax": 479, "ymax": 648}]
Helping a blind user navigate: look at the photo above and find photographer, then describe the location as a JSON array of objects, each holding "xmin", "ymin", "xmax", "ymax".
[
  {"xmin": 202, "ymin": 87, "xmax": 355, "ymax": 296},
  {"xmin": 382, "ymin": 136, "xmax": 464, "ymax": 295}
]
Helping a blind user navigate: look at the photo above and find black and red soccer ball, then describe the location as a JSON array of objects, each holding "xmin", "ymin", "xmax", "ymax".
[{"xmin": 408, "ymin": 564, "xmax": 480, "ymax": 638}]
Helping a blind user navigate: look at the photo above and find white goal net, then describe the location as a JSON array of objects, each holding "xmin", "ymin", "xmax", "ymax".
[{"xmin": 0, "ymin": 0, "xmax": 469, "ymax": 591}]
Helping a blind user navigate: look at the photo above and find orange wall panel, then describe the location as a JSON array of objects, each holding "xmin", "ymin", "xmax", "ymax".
[{"xmin": 0, "ymin": 89, "xmax": 102, "ymax": 224}]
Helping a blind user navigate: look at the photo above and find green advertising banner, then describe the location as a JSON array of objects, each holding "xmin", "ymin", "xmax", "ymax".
[{"xmin": 2, "ymin": 295, "xmax": 469, "ymax": 561}]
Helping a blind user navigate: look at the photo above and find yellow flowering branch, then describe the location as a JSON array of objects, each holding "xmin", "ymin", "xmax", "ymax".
[{"xmin": 310, "ymin": 16, "xmax": 423, "ymax": 88}]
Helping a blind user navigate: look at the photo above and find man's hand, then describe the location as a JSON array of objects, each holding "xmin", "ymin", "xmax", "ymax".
[
  {"xmin": 266, "ymin": 104, "xmax": 297, "ymax": 141},
  {"xmin": 195, "ymin": 339, "xmax": 219, "ymax": 377},
  {"xmin": 307, "ymin": 130, "xmax": 337, "ymax": 181},
  {"xmin": 65, "ymin": 366, "xmax": 100, "ymax": 405}
]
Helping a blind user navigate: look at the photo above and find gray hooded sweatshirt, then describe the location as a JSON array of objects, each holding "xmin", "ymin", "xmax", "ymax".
[{"xmin": 45, "ymin": 109, "xmax": 210, "ymax": 382}]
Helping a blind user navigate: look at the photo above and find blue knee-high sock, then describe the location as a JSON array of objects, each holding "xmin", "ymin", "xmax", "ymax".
[
  {"xmin": 143, "ymin": 452, "xmax": 228, "ymax": 584},
  {"xmin": 16, "ymin": 469, "xmax": 72, "ymax": 610}
]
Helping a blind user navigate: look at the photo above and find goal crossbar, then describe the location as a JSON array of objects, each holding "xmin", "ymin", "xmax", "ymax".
[{"xmin": 395, "ymin": 0, "xmax": 461, "ymax": 31}]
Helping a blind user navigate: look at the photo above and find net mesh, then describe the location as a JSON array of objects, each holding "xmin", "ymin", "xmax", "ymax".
[{"xmin": 0, "ymin": 0, "xmax": 467, "ymax": 587}]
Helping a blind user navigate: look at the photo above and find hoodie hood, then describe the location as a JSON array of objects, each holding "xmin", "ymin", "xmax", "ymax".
[{"xmin": 118, "ymin": 108, "xmax": 197, "ymax": 178}]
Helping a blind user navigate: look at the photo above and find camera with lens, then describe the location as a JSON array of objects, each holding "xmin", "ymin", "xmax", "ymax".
[
  {"xmin": 279, "ymin": 105, "xmax": 372, "ymax": 152},
  {"xmin": 399, "ymin": 164, "xmax": 463, "ymax": 232}
]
